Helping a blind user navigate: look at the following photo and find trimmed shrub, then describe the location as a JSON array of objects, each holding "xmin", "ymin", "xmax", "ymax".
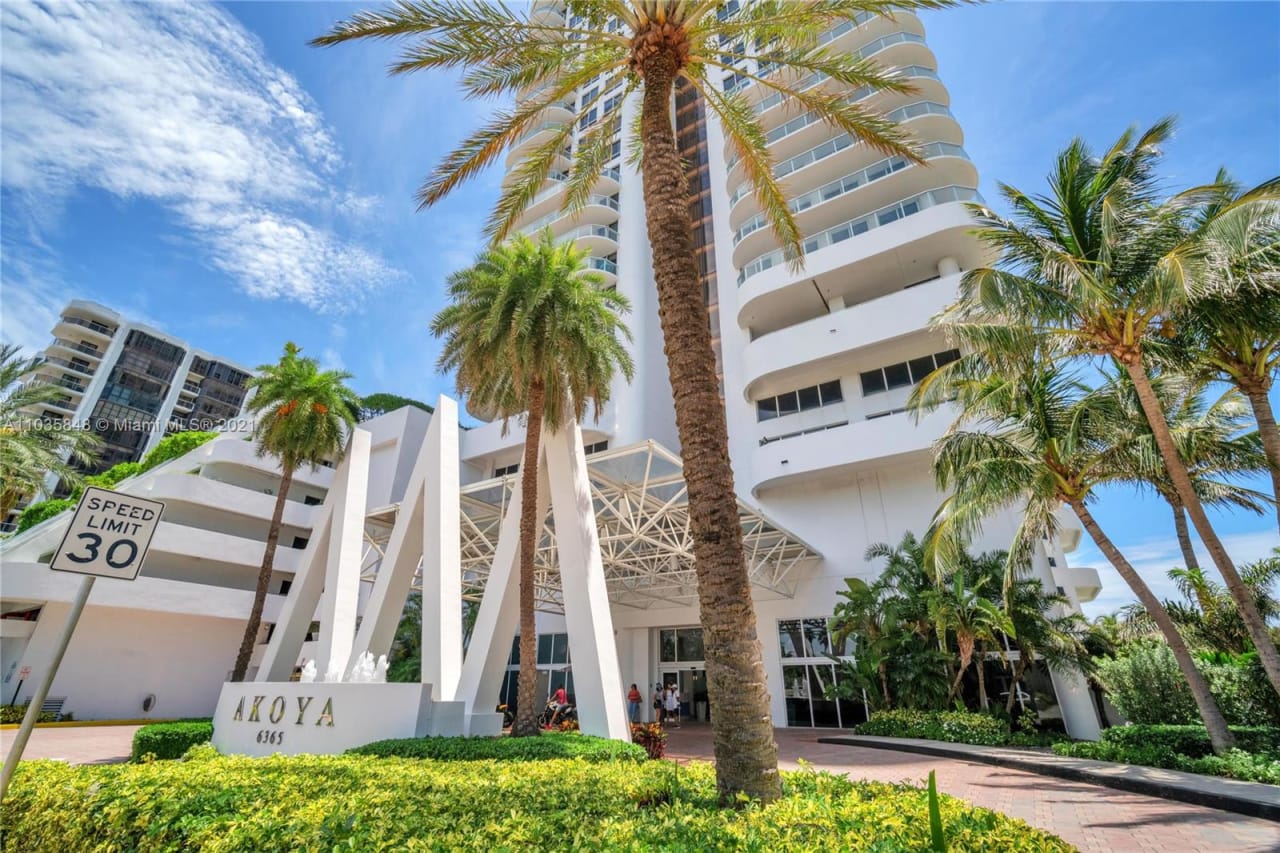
[
  {"xmin": 82, "ymin": 461, "xmax": 143, "ymax": 490},
  {"xmin": 854, "ymin": 710, "xmax": 1065, "ymax": 747},
  {"xmin": 130, "ymin": 721, "xmax": 213, "ymax": 762},
  {"xmin": 0, "ymin": 706, "xmax": 57, "ymax": 724},
  {"xmin": 16, "ymin": 498, "xmax": 76, "ymax": 533},
  {"xmin": 1099, "ymin": 723, "xmax": 1280, "ymax": 758},
  {"xmin": 2, "ymin": 749, "xmax": 1073, "ymax": 851},
  {"xmin": 631, "ymin": 722, "xmax": 667, "ymax": 759},
  {"xmin": 1054, "ymin": 724, "xmax": 1280, "ymax": 783},
  {"xmin": 349, "ymin": 732, "xmax": 645, "ymax": 763},
  {"xmin": 139, "ymin": 431, "xmax": 218, "ymax": 473}
]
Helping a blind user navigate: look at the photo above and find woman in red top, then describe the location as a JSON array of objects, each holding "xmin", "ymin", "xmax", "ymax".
[{"xmin": 627, "ymin": 683, "xmax": 642, "ymax": 722}]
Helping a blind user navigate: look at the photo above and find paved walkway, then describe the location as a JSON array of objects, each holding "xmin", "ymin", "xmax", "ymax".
[
  {"xmin": 6, "ymin": 724, "xmax": 1278, "ymax": 850},
  {"xmin": 664, "ymin": 725, "xmax": 1280, "ymax": 852}
]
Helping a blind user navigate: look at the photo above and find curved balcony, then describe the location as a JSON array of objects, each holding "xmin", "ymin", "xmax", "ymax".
[
  {"xmin": 511, "ymin": 166, "xmax": 621, "ymax": 225},
  {"xmin": 581, "ymin": 255, "xmax": 618, "ymax": 286},
  {"xmin": 559, "ymin": 223, "xmax": 619, "ymax": 255},
  {"xmin": 731, "ymin": 144, "xmax": 976, "ymax": 268},
  {"xmin": 504, "ymin": 121, "xmax": 568, "ymax": 167},
  {"xmin": 750, "ymin": 406, "xmax": 953, "ymax": 495},
  {"xmin": 519, "ymin": 193, "xmax": 620, "ymax": 236},
  {"xmin": 192, "ymin": 434, "xmax": 336, "ymax": 489},
  {"xmin": 737, "ymin": 185, "xmax": 980, "ymax": 286},
  {"xmin": 740, "ymin": 273, "xmax": 960, "ymax": 400}
]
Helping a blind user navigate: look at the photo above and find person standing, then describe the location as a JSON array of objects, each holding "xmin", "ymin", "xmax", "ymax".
[
  {"xmin": 652, "ymin": 683, "xmax": 665, "ymax": 724},
  {"xmin": 664, "ymin": 683, "xmax": 681, "ymax": 728},
  {"xmin": 548, "ymin": 685, "xmax": 570, "ymax": 728},
  {"xmin": 627, "ymin": 683, "xmax": 642, "ymax": 723}
]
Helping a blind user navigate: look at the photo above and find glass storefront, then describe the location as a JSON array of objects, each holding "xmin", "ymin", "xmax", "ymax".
[{"xmin": 778, "ymin": 618, "xmax": 867, "ymax": 728}]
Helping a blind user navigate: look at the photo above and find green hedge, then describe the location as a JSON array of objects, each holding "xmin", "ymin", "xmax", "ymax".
[
  {"xmin": 16, "ymin": 498, "xmax": 76, "ymax": 533},
  {"xmin": 349, "ymin": 732, "xmax": 647, "ymax": 763},
  {"xmin": 854, "ymin": 710, "xmax": 1065, "ymax": 747},
  {"xmin": 0, "ymin": 706, "xmax": 57, "ymax": 724},
  {"xmin": 139, "ymin": 431, "xmax": 218, "ymax": 473},
  {"xmin": 2, "ymin": 748, "xmax": 1072, "ymax": 851},
  {"xmin": 131, "ymin": 721, "xmax": 214, "ymax": 762},
  {"xmin": 1052, "ymin": 723, "xmax": 1280, "ymax": 783}
]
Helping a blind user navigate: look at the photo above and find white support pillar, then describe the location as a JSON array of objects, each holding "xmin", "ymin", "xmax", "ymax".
[
  {"xmin": 315, "ymin": 428, "xmax": 371, "ymax": 679},
  {"xmin": 543, "ymin": 424, "xmax": 630, "ymax": 740},
  {"xmin": 420, "ymin": 397, "xmax": 462, "ymax": 700},
  {"xmin": 455, "ymin": 470, "xmax": 551, "ymax": 733},
  {"xmin": 255, "ymin": 514, "xmax": 333, "ymax": 682}
]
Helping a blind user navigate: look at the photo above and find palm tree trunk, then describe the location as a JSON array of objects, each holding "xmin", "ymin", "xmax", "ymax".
[
  {"xmin": 1242, "ymin": 385, "xmax": 1280, "ymax": 533},
  {"xmin": 976, "ymin": 646, "xmax": 989, "ymax": 710},
  {"xmin": 947, "ymin": 636, "xmax": 973, "ymax": 704},
  {"xmin": 511, "ymin": 383, "xmax": 545, "ymax": 738},
  {"xmin": 1069, "ymin": 498, "xmax": 1235, "ymax": 754},
  {"xmin": 232, "ymin": 465, "xmax": 294, "ymax": 682},
  {"xmin": 1170, "ymin": 499, "xmax": 1200, "ymax": 571},
  {"xmin": 878, "ymin": 660, "xmax": 891, "ymax": 709},
  {"xmin": 1123, "ymin": 360, "xmax": 1280, "ymax": 698},
  {"xmin": 638, "ymin": 53, "xmax": 780, "ymax": 803},
  {"xmin": 1005, "ymin": 656, "xmax": 1028, "ymax": 715}
]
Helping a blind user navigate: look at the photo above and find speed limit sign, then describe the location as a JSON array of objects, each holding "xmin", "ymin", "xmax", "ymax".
[{"xmin": 50, "ymin": 486, "xmax": 165, "ymax": 581}]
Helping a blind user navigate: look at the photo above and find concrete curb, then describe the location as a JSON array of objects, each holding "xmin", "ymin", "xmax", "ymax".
[{"xmin": 817, "ymin": 735, "xmax": 1280, "ymax": 822}]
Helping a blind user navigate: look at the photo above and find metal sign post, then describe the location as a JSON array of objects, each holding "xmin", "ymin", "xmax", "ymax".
[{"xmin": 0, "ymin": 487, "xmax": 164, "ymax": 800}]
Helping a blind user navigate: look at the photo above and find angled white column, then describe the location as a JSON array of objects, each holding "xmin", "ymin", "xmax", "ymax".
[
  {"xmin": 315, "ymin": 428, "xmax": 371, "ymax": 679},
  {"xmin": 255, "ymin": 515, "xmax": 332, "ymax": 682},
  {"xmin": 543, "ymin": 424, "xmax": 630, "ymax": 740},
  {"xmin": 455, "ymin": 469, "xmax": 551, "ymax": 731},
  {"xmin": 420, "ymin": 397, "xmax": 462, "ymax": 700}
]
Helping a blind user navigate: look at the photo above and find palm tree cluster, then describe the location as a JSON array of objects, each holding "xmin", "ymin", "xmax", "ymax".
[
  {"xmin": 314, "ymin": 0, "xmax": 970, "ymax": 801},
  {"xmin": 830, "ymin": 533, "xmax": 1089, "ymax": 717},
  {"xmin": 913, "ymin": 119, "xmax": 1280, "ymax": 754}
]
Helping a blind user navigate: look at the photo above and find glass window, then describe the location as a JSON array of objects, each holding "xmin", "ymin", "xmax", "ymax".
[
  {"xmin": 908, "ymin": 355, "xmax": 937, "ymax": 383},
  {"xmin": 677, "ymin": 628, "xmax": 704, "ymax": 662},
  {"xmin": 660, "ymin": 629, "xmax": 677, "ymax": 662},
  {"xmin": 860, "ymin": 370, "xmax": 886, "ymax": 395},
  {"xmin": 809, "ymin": 665, "xmax": 840, "ymax": 727},
  {"xmin": 935, "ymin": 348, "xmax": 961, "ymax": 367},
  {"xmin": 778, "ymin": 620, "xmax": 805, "ymax": 658},
  {"xmin": 797, "ymin": 385, "xmax": 821, "ymax": 411},
  {"xmin": 883, "ymin": 362, "xmax": 912, "ymax": 390},
  {"xmin": 537, "ymin": 633, "xmax": 554, "ymax": 665},
  {"xmin": 777, "ymin": 391, "xmax": 799, "ymax": 416},
  {"xmin": 819, "ymin": 380, "xmax": 843, "ymax": 404},
  {"xmin": 551, "ymin": 633, "xmax": 569, "ymax": 665},
  {"xmin": 783, "ymin": 665, "xmax": 811, "ymax": 726},
  {"xmin": 803, "ymin": 618, "xmax": 831, "ymax": 657}
]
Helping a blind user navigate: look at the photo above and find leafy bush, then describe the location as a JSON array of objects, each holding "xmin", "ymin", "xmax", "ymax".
[
  {"xmin": 82, "ymin": 461, "xmax": 143, "ymax": 490},
  {"xmin": 348, "ymin": 732, "xmax": 646, "ymax": 763},
  {"xmin": 130, "ymin": 721, "xmax": 213, "ymax": 762},
  {"xmin": 854, "ymin": 710, "xmax": 1066, "ymax": 747},
  {"xmin": 2, "ymin": 749, "xmax": 1073, "ymax": 852},
  {"xmin": 16, "ymin": 498, "xmax": 76, "ymax": 533},
  {"xmin": 1098, "ymin": 723, "xmax": 1280, "ymax": 758},
  {"xmin": 139, "ymin": 431, "xmax": 218, "ymax": 473},
  {"xmin": 0, "ymin": 706, "xmax": 57, "ymax": 724},
  {"xmin": 361, "ymin": 392, "xmax": 434, "ymax": 416},
  {"xmin": 1096, "ymin": 642, "xmax": 1280, "ymax": 726},
  {"xmin": 631, "ymin": 723, "xmax": 667, "ymax": 759},
  {"xmin": 1054, "ymin": 740, "xmax": 1280, "ymax": 784}
]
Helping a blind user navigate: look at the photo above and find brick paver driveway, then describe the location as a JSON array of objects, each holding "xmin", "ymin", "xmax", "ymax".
[
  {"xmin": 665, "ymin": 724, "xmax": 1280, "ymax": 853},
  {"xmin": 6, "ymin": 723, "xmax": 1278, "ymax": 850}
]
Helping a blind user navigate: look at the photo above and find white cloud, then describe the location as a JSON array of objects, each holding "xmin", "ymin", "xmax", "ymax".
[
  {"xmin": 0, "ymin": 0, "xmax": 399, "ymax": 321},
  {"xmin": 1076, "ymin": 528, "xmax": 1280, "ymax": 618}
]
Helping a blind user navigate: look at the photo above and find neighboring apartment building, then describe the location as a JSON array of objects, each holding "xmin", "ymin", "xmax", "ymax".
[
  {"xmin": 5, "ymin": 300, "xmax": 253, "ymax": 529},
  {"xmin": 0, "ymin": 7, "xmax": 1104, "ymax": 735}
]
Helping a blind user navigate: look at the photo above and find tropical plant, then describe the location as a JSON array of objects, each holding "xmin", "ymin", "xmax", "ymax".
[
  {"xmin": 0, "ymin": 343, "xmax": 101, "ymax": 518},
  {"xmin": 937, "ymin": 118, "xmax": 1280, "ymax": 697},
  {"xmin": 431, "ymin": 232, "xmax": 633, "ymax": 736},
  {"xmin": 1101, "ymin": 371, "xmax": 1272, "ymax": 572},
  {"xmin": 1000, "ymin": 578, "xmax": 1090, "ymax": 715},
  {"xmin": 917, "ymin": 354, "xmax": 1237, "ymax": 753},
  {"xmin": 925, "ymin": 572, "xmax": 1012, "ymax": 708},
  {"xmin": 314, "ymin": 0, "xmax": 963, "ymax": 803},
  {"xmin": 230, "ymin": 343, "xmax": 361, "ymax": 682}
]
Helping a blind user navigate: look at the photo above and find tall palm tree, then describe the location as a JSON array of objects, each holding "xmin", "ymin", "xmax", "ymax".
[
  {"xmin": 1102, "ymin": 371, "xmax": 1273, "ymax": 571},
  {"xmin": 313, "ymin": 0, "xmax": 961, "ymax": 801},
  {"xmin": 431, "ymin": 232, "xmax": 633, "ymax": 737},
  {"xmin": 925, "ymin": 571, "xmax": 1011, "ymax": 708},
  {"xmin": 0, "ymin": 343, "xmax": 101, "ymax": 518},
  {"xmin": 939, "ymin": 119, "xmax": 1280, "ymax": 697},
  {"xmin": 231, "ymin": 343, "xmax": 361, "ymax": 682},
  {"xmin": 918, "ymin": 355, "xmax": 1237, "ymax": 753}
]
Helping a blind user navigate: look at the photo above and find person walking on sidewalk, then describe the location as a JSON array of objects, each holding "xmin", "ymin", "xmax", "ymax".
[{"xmin": 664, "ymin": 683, "xmax": 681, "ymax": 728}]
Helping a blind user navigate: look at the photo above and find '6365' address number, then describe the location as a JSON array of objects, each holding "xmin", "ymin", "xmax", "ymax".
[{"xmin": 256, "ymin": 730, "xmax": 284, "ymax": 745}]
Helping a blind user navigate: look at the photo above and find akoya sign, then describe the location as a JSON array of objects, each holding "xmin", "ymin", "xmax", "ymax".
[{"xmin": 50, "ymin": 486, "xmax": 164, "ymax": 581}]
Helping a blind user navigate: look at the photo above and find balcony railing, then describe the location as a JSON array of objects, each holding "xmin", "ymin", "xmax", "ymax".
[
  {"xmin": 38, "ymin": 356, "xmax": 95, "ymax": 376},
  {"xmin": 559, "ymin": 224, "xmax": 619, "ymax": 244},
  {"xmin": 183, "ymin": 381, "xmax": 202, "ymax": 394},
  {"xmin": 584, "ymin": 256, "xmax": 618, "ymax": 275},
  {"xmin": 62, "ymin": 316, "xmax": 115, "ymax": 335},
  {"xmin": 737, "ymin": 185, "xmax": 982, "ymax": 285},
  {"xmin": 50, "ymin": 338, "xmax": 103, "ymax": 357},
  {"xmin": 733, "ymin": 142, "xmax": 970, "ymax": 244},
  {"xmin": 54, "ymin": 378, "xmax": 86, "ymax": 393},
  {"xmin": 511, "ymin": 121, "xmax": 566, "ymax": 148},
  {"xmin": 520, "ymin": 194, "xmax": 620, "ymax": 234}
]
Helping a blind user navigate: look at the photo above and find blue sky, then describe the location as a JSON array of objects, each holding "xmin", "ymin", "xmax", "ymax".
[{"xmin": 2, "ymin": 2, "xmax": 1277, "ymax": 614}]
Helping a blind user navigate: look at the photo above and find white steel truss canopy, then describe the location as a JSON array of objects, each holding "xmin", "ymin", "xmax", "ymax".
[{"xmin": 359, "ymin": 441, "xmax": 820, "ymax": 612}]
